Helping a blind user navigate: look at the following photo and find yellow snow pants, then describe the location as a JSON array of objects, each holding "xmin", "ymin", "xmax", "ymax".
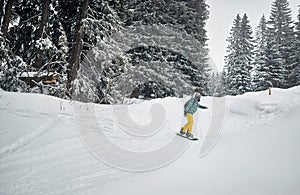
[{"xmin": 183, "ymin": 113, "xmax": 194, "ymax": 133}]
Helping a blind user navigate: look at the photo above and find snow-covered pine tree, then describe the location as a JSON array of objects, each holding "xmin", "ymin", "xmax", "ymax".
[
  {"xmin": 291, "ymin": 7, "xmax": 300, "ymax": 86},
  {"xmin": 0, "ymin": 0, "xmax": 29, "ymax": 92},
  {"xmin": 268, "ymin": 0, "xmax": 294, "ymax": 88},
  {"xmin": 66, "ymin": 0, "xmax": 90, "ymax": 94},
  {"xmin": 84, "ymin": 0, "xmax": 124, "ymax": 49},
  {"xmin": 224, "ymin": 14, "xmax": 241, "ymax": 95},
  {"xmin": 0, "ymin": 0, "xmax": 69, "ymax": 97},
  {"xmin": 239, "ymin": 14, "xmax": 254, "ymax": 92},
  {"xmin": 207, "ymin": 72, "xmax": 216, "ymax": 96},
  {"xmin": 264, "ymin": 29, "xmax": 285, "ymax": 89},
  {"xmin": 56, "ymin": 0, "xmax": 80, "ymax": 53},
  {"xmin": 38, "ymin": 0, "xmax": 69, "ymax": 98},
  {"xmin": 11, "ymin": 0, "xmax": 40, "ymax": 69},
  {"xmin": 0, "ymin": 0, "xmax": 106, "ymax": 99},
  {"xmin": 207, "ymin": 72, "xmax": 221, "ymax": 96},
  {"xmin": 182, "ymin": 0, "xmax": 211, "ymax": 94},
  {"xmin": 207, "ymin": 71, "xmax": 227, "ymax": 97},
  {"xmin": 120, "ymin": 45, "xmax": 203, "ymax": 98},
  {"xmin": 218, "ymin": 71, "xmax": 227, "ymax": 96},
  {"xmin": 71, "ymin": 0, "xmax": 126, "ymax": 103},
  {"xmin": 33, "ymin": 0, "xmax": 50, "ymax": 70},
  {"xmin": 224, "ymin": 14, "xmax": 254, "ymax": 95},
  {"xmin": 252, "ymin": 15, "xmax": 271, "ymax": 91},
  {"xmin": 0, "ymin": 36, "xmax": 29, "ymax": 92},
  {"xmin": 120, "ymin": 0, "xmax": 210, "ymax": 97},
  {"xmin": 138, "ymin": 81, "xmax": 176, "ymax": 100}
]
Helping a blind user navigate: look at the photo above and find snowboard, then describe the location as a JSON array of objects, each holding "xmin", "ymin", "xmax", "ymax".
[{"xmin": 176, "ymin": 133, "xmax": 198, "ymax": 141}]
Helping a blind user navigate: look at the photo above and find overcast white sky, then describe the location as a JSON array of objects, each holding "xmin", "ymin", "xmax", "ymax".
[{"xmin": 206, "ymin": 0, "xmax": 300, "ymax": 71}]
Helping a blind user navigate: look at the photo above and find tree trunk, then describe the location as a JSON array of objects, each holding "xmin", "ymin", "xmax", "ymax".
[
  {"xmin": 0, "ymin": 0, "xmax": 4, "ymax": 25},
  {"xmin": 67, "ymin": 0, "xmax": 90, "ymax": 94},
  {"xmin": 34, "ymin": 0, "xmax": 50, "ymax": 69},
  {"xmin": 1, "ymin": 0, "xmax": 14, "ymax": 40}
]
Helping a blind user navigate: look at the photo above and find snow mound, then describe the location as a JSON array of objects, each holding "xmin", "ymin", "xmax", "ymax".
[{"xmin": 230, "ymin": 98, "xmax": 260, "ymax": 116}]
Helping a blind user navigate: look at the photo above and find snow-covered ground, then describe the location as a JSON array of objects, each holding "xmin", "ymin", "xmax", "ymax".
[{"xmin": 1, "ymin": 87, "xmax": 300, "ymax": 195}]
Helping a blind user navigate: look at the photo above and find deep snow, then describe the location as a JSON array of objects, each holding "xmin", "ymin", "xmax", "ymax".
[{"xmin": 0, "ymin": 87, "xmax": 300, "ymax": 195}]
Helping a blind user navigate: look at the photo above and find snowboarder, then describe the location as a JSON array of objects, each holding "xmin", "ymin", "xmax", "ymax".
[{"xmin": 179, "ymin": 92, "xmax": 208, "ymax": 139}]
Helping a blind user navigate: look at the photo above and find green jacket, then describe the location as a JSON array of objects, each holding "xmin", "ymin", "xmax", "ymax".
[{"xmin": 184, "ymin": 97, "xmax": 207, "ymax": 115}]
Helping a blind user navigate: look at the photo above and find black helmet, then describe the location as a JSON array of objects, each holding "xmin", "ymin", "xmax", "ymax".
[{"xmin": 193, "ymin": 92, "xmax": 201, "ymax": 102}]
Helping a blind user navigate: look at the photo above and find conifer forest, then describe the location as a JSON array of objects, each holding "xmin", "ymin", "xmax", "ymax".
[{"xmin": 0, "ymin": 0, "xmax": 299, "ymax": 103}]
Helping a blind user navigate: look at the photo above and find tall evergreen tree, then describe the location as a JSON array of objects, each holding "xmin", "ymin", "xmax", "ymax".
[
  {"xmin": 33, "ymin": 0, "xmax": 50, "ymax": 69},
  {"xmin": 252, "ymin": 15, "xmax": 271, "ymax": 91},
  {"xmin": 219, "ymin": 71, "xmax": 227, "ymax": 96},
  {"xmin": 11, "ymin": 0, "xmax": 40, "ymax": 68},
  {"xmin": 71, "ymin": 0, "xmax": 126, "ymax": 103},
  {"xmin": 268, "ymin": 0, "xmax": 294, "ymax": 88},
  {"xmin": 66, "ymin": 0, "xmax": 90, "ymax": 93},
  {"xmin": 224, "ymin": 14, "xmax": 254, "ymax": 95},
  {"xmin": 207, "ymin": 72, "xmax": 226, "ymax": 97},
  {"xmin": 207, "ymin": 72, "xmax": 216, "ymax": 96},
  {"xmin": 240, "ymin": 14, "xmax": 254, "ymax": 91},
  {"xmin": 121, "ymin": 0, "xmax": 210, "ymax": 96},
  {"xmin": 292, "ymin": 7, "xmax": 300, "ymax": 85},
  {"xmin": 264, "ymin": 29, "xmax": 285, "ymax": 88},
  {"xmin": 0, "ymin": 0, "xmax": 28, "ymax": 92},
  {"xmin": 224, "ymin": 14, "xmax": 241, "ymax": 95},
  {"xmin": 84, "ymin": 0, "xmax": 124, "ymax": 47}
]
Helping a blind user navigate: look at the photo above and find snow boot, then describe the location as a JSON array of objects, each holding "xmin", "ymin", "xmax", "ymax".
[
  {"xmin": 179, "ymin": 128, "xmax": 185, "ymax": 135},
  {"xmin": 186, "ymin": 132, "xmax": 194, "ymax": 139}
]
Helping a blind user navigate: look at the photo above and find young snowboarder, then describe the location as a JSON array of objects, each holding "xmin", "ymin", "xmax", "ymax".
[{"xmin": 179, "ymin": 92, "xmax": 208, "ymax": 139}]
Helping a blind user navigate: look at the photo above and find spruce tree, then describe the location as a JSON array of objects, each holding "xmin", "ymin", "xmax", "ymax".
[
  {"xmin": 239, "ymin": 14, "xmax": 254, "ymax": 92},
  {"xmin": 207, "ymin": 72, "xmax": 226, "ymax": 97},
  {"xmin": 0, "ymin": 0, "xmax": 28, "ymax": 92},
  {"xmin": 268, "ymin": 0, "xmax": 294, "ymax": 88},
  {"xmin": 11, "ymin": 0, "xmax": 40, "ymax": 68},
  {"xmin": 207, "ymin": 72, "xmax": 216, "ymax": 96},
  {"xmin": 66, "ymin": 0, "xmax": 90, "ymax": 93},
  {"xmin": 224, "ymin": 14, "xmax": 241, "ymax": 95},
  {"xmin": 292, "ymin": 7, "xmax": 300, "ymax": 86},
  {"xmin": 224, "ymin": 14, "xmax": 254, "ymax": 95},
  {"xmin": 219, "ymin": 71, "xmax": 227, "ymax": 96},
  {"xmin": 71, "ymin": 0, "xmax": 126, "ymax": 103},
  {"xmin": 252, "ymin": 15, "xmax": 271, "ymax": 91},
  {"xmin": 121, "ymin": 0, "xmax": 210, "ymax": 97}
]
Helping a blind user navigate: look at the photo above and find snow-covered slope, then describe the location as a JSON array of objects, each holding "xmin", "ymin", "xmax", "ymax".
[{"xmin": 0, "ymin": 87, "xmax": 300, "ymax": 195}]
